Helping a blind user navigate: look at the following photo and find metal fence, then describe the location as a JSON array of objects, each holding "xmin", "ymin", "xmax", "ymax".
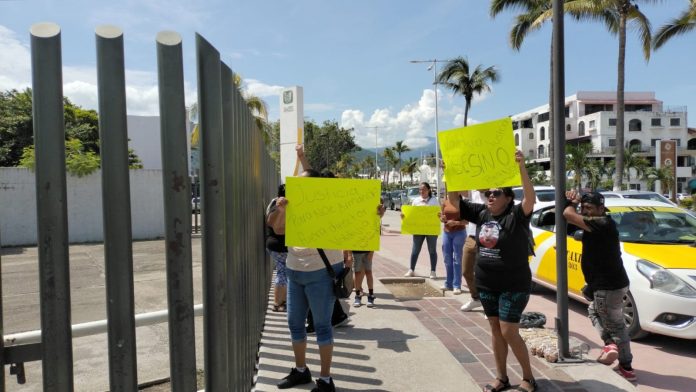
[{"xmin": 1, "ymin": 23, "xmax": 278, "ymax": 391}]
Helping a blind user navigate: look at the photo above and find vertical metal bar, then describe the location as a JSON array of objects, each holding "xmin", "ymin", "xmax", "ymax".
[
  {"xmin": 552, "ymin": 0, "xmax": 571, "ymax": 359},
  {"xmin": 95, "ymin": 25, "xmax": 138, "ymax": 391},
  {"xmin": 220, "ymin": 64, "xmax": 241, "ymax": 391},
  {"xmin": 156, "ymin": 31, "xmax": 197, "ymax": 392},
  {"xmin": 196, "ymin": 33, "xmax": 229, "ymax": 392},
  {"xmin": 30, "ymin": 22, "xmax": 74, "ymax": 391},
  {"xmin": 0, "ymin": 227, "xmax": 3, "ymax": 390},
  {"xmin": 232, "ymin": 80, "xmax": 246, "ymax": 389}
]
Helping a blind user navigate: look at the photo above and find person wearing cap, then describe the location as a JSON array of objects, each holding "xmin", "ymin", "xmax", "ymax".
[{"xmin": 563, "ymin": 190, "xmax": 636, "ymax": 382}]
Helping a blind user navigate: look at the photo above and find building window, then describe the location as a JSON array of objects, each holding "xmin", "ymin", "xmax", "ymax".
[
  {"xmin": 522, "ymin": 119, "xmax": 533, "ymax": 128},
  {"xmin": 529, "ymin": 132, "xmax": 534, "ymax": 140},
  {"xmin": 584, "ymin": 103, "xmax": 613, "ymax": 115},
  {"xmin": 566, "ymin": 124, "xmax": 571, "ymax": 132},
  {"xmin": 651, "ymin": 139, "xmax": 660, "ymax": 147},
  {"xmin": 540, "ymin": 127, "xmax": 545, "ymax": 141},
  {"xmin": 625, "ymin": 104, "xmax": 652, "ymax": 112},
  {"xmin": 578, "ymin": 121, "xmax": 585, "ymax": 136},
  {"xmin": 628, "ymin": 119, "xmax": 642, "ymax": 132},
  {"xmin": 538, "ymin": 144, "xmax": 545, "ymax": 158},
  {"xmin": 609, "ymin": 118, "xmax": 616, "ymax": 126},
  {"xmin": 651, "ymin": 118, "xmax": 661, "ymax": 127},
  {"xmin": 609, "ymin": 138, "xmax": 616, "ymax": 147},
  {"xmin": 512, "ymin": 121, "xmax": 519, "ymax": 130},
  {"xmin": 565, "ymin": 106, "xmax": 570, "ymax": 118},
  {"xmin": 515, "ymin": 134, "xmax": 520, "ymax": 146},
  {"xmin": 672, "ymin": 138, "xmax": 681, "ymax": 147},
  {"xmin": 538, "ymin": 112, "xmax": 549, "ymax": 123},
  {"xmin": 670, "ymin": 118, "xmax": 681, "ymax": 126},
  {"xmin": 529, "ymin": 150, "xmax": 535, "ymax": 158},
  {"xmin": 629, "ymin": 139, "xmax": 642, "ymax": 151},
  {"xmin": 688, "ymin": 138, "xmax": 696, "ymax": 150},
  {"xmin": 589, "ymin": 120, "xmax": 596, "ymax": 129}
]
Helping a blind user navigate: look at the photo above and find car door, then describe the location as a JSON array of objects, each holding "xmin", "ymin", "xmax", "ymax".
[{"xmin": 529, "ymin": 207, "xmax": 587, "ymax": 298}]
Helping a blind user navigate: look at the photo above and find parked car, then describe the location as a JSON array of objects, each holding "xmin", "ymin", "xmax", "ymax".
[
  {"xmin": 601, "ymin": 190, "xmax": 677, "ymax": 206},
  {"xmin": 529, "ymin": 198, "xmax": 696, "ymax": 340},
  {"xmin": 406, "ymin": 186, "xmax": 420, "ymax": 204},
  {"xmin": 512, "ymin": 186, "xmax": 556, "ymax": 210},
  {"xmin": 191, "ymin": 196, "xmax": 200, "ymax": 213},
  {"xmin": 388, "ymin": 190, "xmax": 408, "ymax": 210}
]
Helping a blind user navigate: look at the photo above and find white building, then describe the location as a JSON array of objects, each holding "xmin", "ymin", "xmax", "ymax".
[
  {"xmin": 126, "ymin": 115, "xmax": 194, "ymax": 173},
  {"xmin": 512, "ymin": 91, "xmax": 696, "ymax": 192}
]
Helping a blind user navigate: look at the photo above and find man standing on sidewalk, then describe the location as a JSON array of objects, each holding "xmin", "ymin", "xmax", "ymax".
[
  {"xmin": 562, "ymin": 191, "xmax": 636, "ymax": 382},
  {"xmin": 461, "ymin": 189, "xmax": 484, "ymax": 311}
]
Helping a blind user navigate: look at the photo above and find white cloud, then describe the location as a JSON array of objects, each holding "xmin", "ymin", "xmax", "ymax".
[
  {"xmin": 245, "ymin": 78, "xmax": 284, "ymax": 97},
  {"xmin": 0, "ymin": 25, "xmax": 31, "ymax": 91},
  {"xmin": 341, "ymin": 89, "xmax": 440, "ymax": 149},
  {"xmin": 305, "ymin": 103, "xmax": 335, "ymax": 112}
]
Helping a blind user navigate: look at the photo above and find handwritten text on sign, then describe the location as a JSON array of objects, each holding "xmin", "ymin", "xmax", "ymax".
[
  {"xmin": 438, "ymin": 117, "xmax": 521, "ymax": 191},
  {"xmin": 285, "ymin": 177, "xmax": 381, "ymax": 251},
  {"xmin": 401, "ymin": 206, "xmax": 441, "ymax": 236}
]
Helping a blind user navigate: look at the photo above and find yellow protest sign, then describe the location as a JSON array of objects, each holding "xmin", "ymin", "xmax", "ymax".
[
  {"xmin": 401, "ymin": 206, "xmax": 441, "ymax": 236},
  {"xmin": 438, "ymin": 117, "xmax": 521, "ymax": 191},
  {"xmin": 285, "ymin": 177, "xmax": 381, "ymax": 251}
]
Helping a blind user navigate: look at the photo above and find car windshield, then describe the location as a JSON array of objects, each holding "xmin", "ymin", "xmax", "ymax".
[
  {"xmin": 622, "ymin": 193, "xmax": 672, "ymax": 204},
  {"xmin": 537, "ymin": 190, "xmax": 555, "ymax": 202},
  {"xmin": 407, "ymin": 187, "xmax": 420, "ymax": 197},
  {"xmin": 390, "ymin": 191, "xmax": 401, "ymax": 198},
  {"xmin": 609, "ymin": 209, "xmax": 696, "ymax": 244}
]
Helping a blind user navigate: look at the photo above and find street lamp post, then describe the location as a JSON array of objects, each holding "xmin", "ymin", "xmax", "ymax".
[
  {"xmin": 409, "ymin": 59, "xmax": 450, "ymax": 197},
  {"xmin": 365, "ymin": 125, "xmax": 388, "ymax": 180}
]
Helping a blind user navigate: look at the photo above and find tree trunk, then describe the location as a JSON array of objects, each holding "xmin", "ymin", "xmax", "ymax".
[
  {"xmin": 614, "ymin": 9, "xmax": 627, "ymax": 191},
  {"xmin": 464, "ymin": 100, "xmax": 470, "ymax": 127}
]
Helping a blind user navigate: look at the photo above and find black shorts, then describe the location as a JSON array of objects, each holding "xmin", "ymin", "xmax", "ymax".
[{"xmin": 478, "ymin": 289, "xmax": 530, "ymax": 323}]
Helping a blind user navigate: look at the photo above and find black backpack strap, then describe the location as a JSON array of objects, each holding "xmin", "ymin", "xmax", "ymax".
[{"xmin": 317, "ymin": 249, "xmax": 337, "ymax": 279}]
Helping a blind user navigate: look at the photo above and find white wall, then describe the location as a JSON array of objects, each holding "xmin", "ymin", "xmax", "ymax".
[{"xmin": 0, "ymin": 168, "xmax": 165, "ymax": 247}]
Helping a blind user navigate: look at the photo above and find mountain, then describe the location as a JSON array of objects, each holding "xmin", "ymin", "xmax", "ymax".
[{"xmin": 353, "ymin": 137, "xmax": 438, "ymax": 167}]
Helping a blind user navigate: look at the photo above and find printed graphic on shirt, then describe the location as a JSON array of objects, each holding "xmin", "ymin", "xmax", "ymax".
[{"xmin": 479, "ymin": 221, "xmax": 502, "ymax": 259}]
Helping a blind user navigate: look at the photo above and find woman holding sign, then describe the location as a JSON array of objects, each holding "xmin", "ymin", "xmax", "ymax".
[
  {"xmin": 450, "ymin": 150, "xmax": 537, "ymax": 392},
  {"xmin": 402, "ymin": 182, "xmax": 440, "ymax": 279}
]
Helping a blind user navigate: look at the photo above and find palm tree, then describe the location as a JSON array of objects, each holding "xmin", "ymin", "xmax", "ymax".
[
  {"xmin": 490, "ymin": 0, "xmax": 569, "ymax": 182},
  {"xmin": 437, "ymin": 57, "xmax": 499, "ymax": 127},
  {"xmin": 566, "ymin": 143, "xmax": 593, "ymax": 190},
  {"xmin": 189, "ymin": 73, "xmax": 270, "ymax": 148},
  {"xmin": 393, "ymin": 141, "xmax": 411, "ymax": 187},
  {"xmin": 585, "ymin": 158, "xmax": 608, "ymax": 190},
  {"xmin": 643, "ymin": 165, "xmax": 675, "ymax": 194},
  {"xmin": 567, "ymin": 0, "xmax": 653, "ymax": 191},
  {"xmin": 653, "ymin": 0, "xmax": 696, "ymax": 49},
  {"xmin": 607, "ymin": 144, "xmax": 650, "ymax": 183},
  {"xmin": 402, "ymin": 157, "xmax": 419, "ymax": 184},
  {"xmin": 382, "ymin": 147, "xmax": 396, "ymax": 186}
]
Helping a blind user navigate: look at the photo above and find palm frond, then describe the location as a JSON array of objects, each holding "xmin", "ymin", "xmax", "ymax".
[{"xmin": 653, "ymin": 4, "xmax": 696, "ymax": 49}]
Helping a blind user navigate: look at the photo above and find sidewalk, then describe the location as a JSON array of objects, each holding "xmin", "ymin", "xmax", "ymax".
[{"xmin": 254, "ymin": 210, "xmax": 636, "ymax": 391}]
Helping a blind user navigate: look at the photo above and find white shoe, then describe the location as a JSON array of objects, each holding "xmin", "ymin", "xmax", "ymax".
[
  {"xmin": 429, "ymin": 271, "xmax": 436, "ymax": 279},
  {"xmin": 453, "ymin": 288, "xmax": 462, "ymax": 295},
  {"xmin": 460, "ymin": 299, "xmax": 482, "ymax": 311},
  {"xmin": 404, "ymin": 269, "xmax": 415, "ymax": 277}
]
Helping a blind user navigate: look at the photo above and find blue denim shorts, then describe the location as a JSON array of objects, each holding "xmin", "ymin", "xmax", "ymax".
[{"xmin": 479, "ymin": 289, "xmax": 530, "ymax": 323}]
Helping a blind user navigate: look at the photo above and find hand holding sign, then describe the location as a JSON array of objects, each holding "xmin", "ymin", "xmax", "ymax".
[{"xmin": 438, "ymin": 117, "xmax": 521, "ymax": 191}]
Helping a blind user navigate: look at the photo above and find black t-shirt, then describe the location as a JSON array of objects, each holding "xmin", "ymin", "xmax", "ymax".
[
  {"xmin": 581, "ymin": 215, "xmax": 629, "ymax": 291},
  {"xmin": 459, "ymin": 200, "xmax": 532, "ymax": 292},
  {"xmin": 265, "ymin": 199, "xmax": 287, "ymax": 253}
]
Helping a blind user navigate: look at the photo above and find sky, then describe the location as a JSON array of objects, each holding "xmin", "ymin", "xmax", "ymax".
[{"xmin": 1, "ymin": 0, "xmax": 694, "ymax": 152}]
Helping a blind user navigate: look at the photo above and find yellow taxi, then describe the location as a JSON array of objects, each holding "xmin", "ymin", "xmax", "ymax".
[{"xmin": 529, "ymin": 198, "xmax": 696, "ymax": 340}]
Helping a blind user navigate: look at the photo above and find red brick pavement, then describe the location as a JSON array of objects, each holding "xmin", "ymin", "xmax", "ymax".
[{"xmin": 370, "ymin": 250, "xmax": 590, "ymax": 392}]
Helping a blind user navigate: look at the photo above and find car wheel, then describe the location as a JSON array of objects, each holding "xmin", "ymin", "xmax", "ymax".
[
  {"xmin": 623, "ymin": 291, "xmax": 649, "ymax": 340},
  {"xmin": 390, "ymin": 203, "xmax": 395, "ymax": 210}
]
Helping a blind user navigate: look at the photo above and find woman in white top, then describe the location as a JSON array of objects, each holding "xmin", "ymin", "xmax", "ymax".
[{"xmin": 403, "ymin": 182, "xmax": 440, "ymax": 278}]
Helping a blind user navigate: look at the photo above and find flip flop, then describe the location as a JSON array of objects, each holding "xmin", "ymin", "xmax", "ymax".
[
  {"xmin": 483, "ymin": 377, "xmax": 511, "ymax": 392},
  {"xmin": 515, "ymin": 378, "xmax": 537, "ymax": 392}
]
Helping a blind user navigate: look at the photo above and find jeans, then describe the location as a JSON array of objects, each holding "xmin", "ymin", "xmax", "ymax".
[
  {"xmin": 588, "ymin": 286, "xmax": 633, "ymax": 366},
  {"xmin": 442, "ymin": 230, "xmax": 466, "ymax": 289},
  {"xmin": 270, "ymin": 251, "xmax": 288, "ymax": 286},
  {"xmin": 462, "ymin": 236, "xmax": 479, "ymax": 299},
  {"xmin": 410, "ymin": 235, "xmax": 438, "ymax": 271},
  {"xmin": 286, "ymin": 263, "xmax": 343, "ymax": 346}
]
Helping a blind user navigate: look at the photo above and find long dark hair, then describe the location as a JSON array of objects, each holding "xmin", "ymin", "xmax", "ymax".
[{"xmin": 420, "ymin": 182, "xmax": 432, "ymax": 198}]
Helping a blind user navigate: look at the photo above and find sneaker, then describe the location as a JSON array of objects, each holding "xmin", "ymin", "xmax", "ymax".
[
  {"xmin": 453, "ymin": 288, "xmax": 462, "ymax": 295},
  {"xmin": 460, "ymin": 299, "xmax": 482, "ymax": 311},
  {"xmin": 278, "ymin": 367, "xmax": 312, "ymax": 389},
  {"xmin": 353, "ymin": 295, "xmax": 362, "ymax": 308},
  {"xmin": 616, "ymin": 365, "xmax": 637, "ymax": 381},
  {"xmin": 366, "ymin": 295, "xmax": 376, "ymax": 307},
  {"xmin": 311, "ymin": 377, "xmax": 336, "ymax": 392},
  {"xmin": 440, "ymin": 285, "xmax": 453, "ymax": 291},
  {"xmin": 597, "ymin": 343, "xmax": 619, "ymax": 365},
  {"xmin": 429, "ymin": 271, "xmax": 437, "ymax": 279},
  {"xmin": 404, "ymin": 269, "xmax": 415, "ymax": 277},
  {"xmin": 332, "ymin": 315, "xmax": 350, "ymax": 328}
]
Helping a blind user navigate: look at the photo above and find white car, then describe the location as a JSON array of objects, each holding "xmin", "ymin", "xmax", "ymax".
[
  {"xmin": 513, "ymin": 185, "xmax": 556, "ymax": 210},
  {"xmin": 601, "ymin": 190, "xmax": 677, "ymax": 206},
  {"xmin": 529, "ymin": 198, "xmax": 696, "ymax": 340}
]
